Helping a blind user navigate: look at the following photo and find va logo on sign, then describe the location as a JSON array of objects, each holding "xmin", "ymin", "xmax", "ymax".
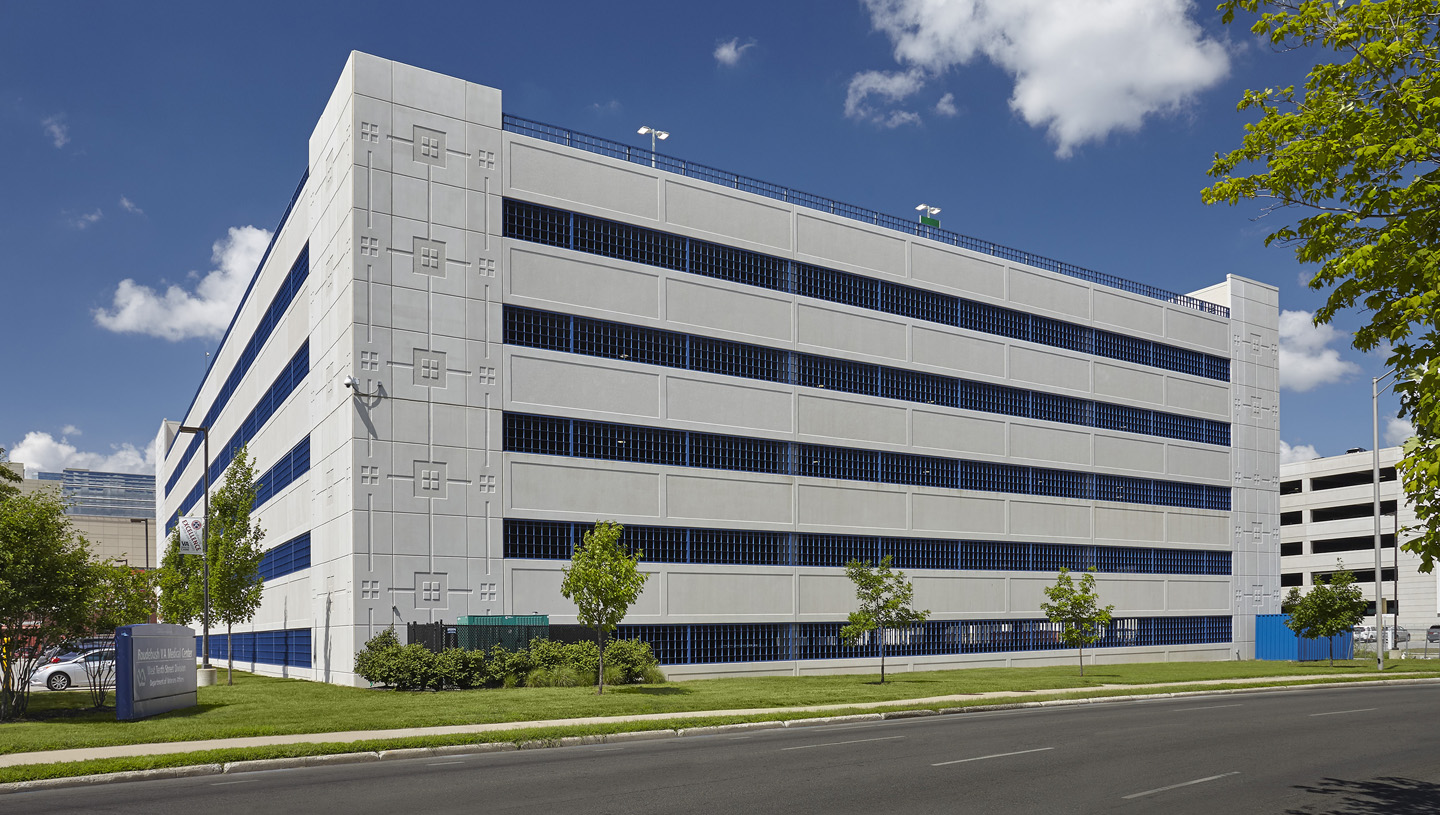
[{"xmin": 177, "ymin": 516, "xmax": 205, "ymax": 555}]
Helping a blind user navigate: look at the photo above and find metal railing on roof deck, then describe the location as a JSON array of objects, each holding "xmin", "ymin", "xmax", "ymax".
[{"xmin": 501, "ymin": 114, "xmax": 1229, "ymax": 318}]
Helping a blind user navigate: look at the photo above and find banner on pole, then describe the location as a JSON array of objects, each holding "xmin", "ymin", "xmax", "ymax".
[{"xmin": 177, "ymin": 516, "xmax": 205, "ymax": 556}]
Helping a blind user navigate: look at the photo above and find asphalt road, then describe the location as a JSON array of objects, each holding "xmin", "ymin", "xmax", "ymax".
[{"xmin": 15, "ymin": 683, "xmax": 1440, "ymax": 814}]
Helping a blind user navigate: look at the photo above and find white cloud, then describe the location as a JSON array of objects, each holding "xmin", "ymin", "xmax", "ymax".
[
  {"xmin": 1278, "ymin": 309, "xmax": 1362, "ymax": 392},
  {"xmin": 934, "ymin": 92, "xmax": 959, "ymax": 117},
  {"xmin": 93, "ymin": 225, "xmax": 271, "ymax": 341},
  {"xmin": 10, "ymin": 431, "xmax": 153, "ymax": 479},
  {"xmin": 714, "ymin": 37, "xmax": 757, "ymax": 67},
  {"xmin": 855, "ymin": 0, "xmax": 1230, "ymax": 155},
  {"xmin": 588, "ymin": 100, "xmax": 621, "ymax": 115},
  {"xmin": 1279, "ymin": 440, "xmax": 1321, "ymax": 465},
  {"xmin": 42, "ymin": 114, "xmax": 69, "ymax": 148},
  {"xmin": 1385, "ymin": 416, "xmax": 1416, "ymax": 447},
  {"xmin": 845, "ymin": 68, "xmax": 927, "ymax": 127},
  {"xmin": 119, "ymin": 196, "xmax": 144, "ymax": 215},
  {"xmin": 72, "ymin": 208, "xmax": 103, "ymax": 229},
  {"xmin": 60, "ymin": 425, "xmax": 81, "ymax": 436}
]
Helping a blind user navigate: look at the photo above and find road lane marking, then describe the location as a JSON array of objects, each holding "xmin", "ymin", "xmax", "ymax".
[
  {"xmin": 427, "ymin": 761, "xmax": 465, "ymax": 766},
  {"xmin": 211, "ymin": 779, "xmax": 259, "ymax": 786},
  {"xmin": 1172, "ymin": 704, "xmax": 1243, "ymax": 712},
  {"xmin": 781, "ymin": 735, "xmax": 905, "ymax": 751},
  {"xmin": 1122, "ymin": 771, "xmax": 1240, "ymax": 799},
  {"xmin": 1310, "ymin": 708, "xmax": 1377, "ymax": 717},
  {"xmin": 932, "ymin": 747, "xmax": 1053, "ymax": 766},
  {"xmin": 591, "ymin": 747, "xmax": 625, "ymax": 752}
]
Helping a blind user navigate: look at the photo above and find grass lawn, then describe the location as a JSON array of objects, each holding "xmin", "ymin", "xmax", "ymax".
[{"xmin": 6, "ymin": 657, "xmax": 1438, "ymax": 758}]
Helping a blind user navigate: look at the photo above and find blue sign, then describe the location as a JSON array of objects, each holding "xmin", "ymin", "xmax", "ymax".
[{"xmin": 116, "ymin": 623, "xmax": 198, "ymax": 721}]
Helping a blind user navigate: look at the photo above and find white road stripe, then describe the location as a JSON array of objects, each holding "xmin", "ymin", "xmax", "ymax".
[
  {"xmin": 427, "ymin": 761, "xmax": 465, "ymax": 766},
  {"xmin": 1122, "ymin": 771, "xmax": 1240, "ymax": 799},
  {"xmin": 211, "ymin": 779, "xmax": 259, "ymax": 786},
  {"xmin": 781, "ymin": 735, "xmax": 905, "ymax": 751},
  {"xmin": 1309, "ymin": 708, "xmax": 1377, "ymax": 717},
  {"xmin": 1172, "ymin": 704, "xmax": 1243, "ymax": 712},
  {"xmin": 932, "ymin": 747, "xmax": 1053, "ymax": 767}
]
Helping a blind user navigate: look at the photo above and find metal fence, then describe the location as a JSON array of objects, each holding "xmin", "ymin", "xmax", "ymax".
[{"xmin": 407, "ymin": 620, "xmax": 550, "ymax": 653}]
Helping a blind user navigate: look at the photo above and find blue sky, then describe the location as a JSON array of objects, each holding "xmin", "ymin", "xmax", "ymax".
[{"xmin": 0, "ymin": 0, "xmax": 1403, "ymax": 478}]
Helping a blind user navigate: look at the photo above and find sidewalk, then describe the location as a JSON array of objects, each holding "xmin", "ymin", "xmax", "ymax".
[{"xmin": 4, "ymin": 672, "xmax": 1430, "ymax": 769}]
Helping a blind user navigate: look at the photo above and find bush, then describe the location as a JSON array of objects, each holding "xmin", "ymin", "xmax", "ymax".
[
  {"xmin": 603, "ymin": 638, "xmax": 660, "ymax": 684},
  {"xmin": 435, "ymin": 647, "xmax": 487, "ymax": 690},
  {"xmin": 524, "ymin": 666, "xmax": 587, "ymax": 687},
  {"xmin": 354, "ymin": 628, "xmax": 401, "ymax": 687},
  {"xmin": 390, "ymin": 644, "xmax": 438, "ymax": 691}
]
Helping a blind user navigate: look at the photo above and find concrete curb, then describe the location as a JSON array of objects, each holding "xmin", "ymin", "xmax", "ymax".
[{"xmin": 4, "ymin": 675, "xmax": 1436, "ymax": 795}]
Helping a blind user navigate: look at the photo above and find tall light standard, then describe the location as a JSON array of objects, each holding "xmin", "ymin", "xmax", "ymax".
[
  {"xmin": 129, "ymin": 517, "xmax": 151, "ymax": 570},
  {"xmin": 915, "ymin": 204, "xmax": 942, "ymax": 227},
  {"xmin": 1372, "ymin": 367, "xmax": 1405, "ymax": 670},
  {"xmin": 637, "ymin": 125, "xmax": 668, "ymax": 168},
  {"xmin": 177, "ymin": 425, "xmax": 213, "ymax": 675}
]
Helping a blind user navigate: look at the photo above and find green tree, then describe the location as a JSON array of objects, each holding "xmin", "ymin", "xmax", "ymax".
[
  {"xmin": 155, "ymin": 446, "xmax": 267, "ymax": 684},
  {"xmin": 1283, "ymin": 564, "xmax": 1368, "ymax": 667},
  {"xmin": 560, "ymin": 521, "xmax": 648, "ymax": 694},
  {"xmin": 0, "ymin": 489, "xmax": 94, "ymax": 720},
  {"xmin": 840, "ymin": 556, "xmax": 929, "ymax": 684},
  {"xmin": 80, "ymin": 563, "xmax": 157, "ymax": 708},
  {"xmin": 0, "ymin": 447, "xmax": 21, "ymax": 502},
  {"xmin": 1203, "ymin": 0, "xmax": 1440, "ymax": 571},
  {"xmin": 208, "ymin": 446, "xmax": 266, "ymax": 685},
  {"xmin": 1040, "ymin": 568, "xmax": 1114, "ymax": 676}
]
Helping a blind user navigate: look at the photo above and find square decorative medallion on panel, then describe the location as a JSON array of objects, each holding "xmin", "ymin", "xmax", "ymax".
[{"xmin": 413, "ymin": 126, "xmax": 446, "ymax": 168}]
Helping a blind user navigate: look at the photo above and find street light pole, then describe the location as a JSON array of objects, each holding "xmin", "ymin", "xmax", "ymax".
[
  {"xmin": 178, "ymin": 425, "xmax": 212, "ymax": 671},
  {"xmin": 1371, "ymin": 368, "xmax": 1403, "ymax": 670}
]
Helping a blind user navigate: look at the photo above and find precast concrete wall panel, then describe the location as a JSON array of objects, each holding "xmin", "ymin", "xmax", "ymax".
[
  {"xmin": 1007, "ymin": 268, "xmax": 1090, "ymax": 320},
  {"xmin": 1008, "ymin": 424, "xmax": 1092, "ymax": 467},
  {"xmin": 911, "ymin": 492, "xmax": 1007, "ymax": 534},
  {"xmin": 796, "ymin": 483, "xmax": 907, "ymax": 531},
  {"xmin": 911, "ymin": 326, "xmax": 1007, "ymax": 378},
  {"xmin": 1094, "ymin": 435, "xmax": 1166, "ymax": 474},
  {"xmin": 507, "ymin": 142, "xmax": 658, "ymax": 221},
  {"xmin": 910, "ymin": 410, "xmax": 1007, "ymax": 457},
  {"xmin": 507, "ymin": 246, "xmax": 662, "ymax": 318},
  {"xmin": 795, "ymin": 213, "xmax": 906, "ymax": 278},
  {"xmin": 663, "ymin": 180, "xmax": 793, "ymax": 252},
  {"xmin": 664, "ymin": 278, "xmax": 792, "ymax": 341},
  {"xmin": 665, "ymin": 377, "xmax": 794, "ymax": 434},
  {"xmin": 1009, "ymin": 500, "xmax": 1091, "ymax": 539},
  {"xmin": 665, "ymin": 473, "xmax": 793, "ymax": 524},
  {"xmin": 668, "ymin": 572, "xmax": 794, "ymax": 616},
  {"xmin": 796, "ymin": 303, "xmax": 907, "ymax": 361},
  {"xmin": 507, "ymin": 353, "xmax": 661, "ymax": 419},
  {"xmin": 1007, "ymin": 346, "xmax": 1091, "ymax": 393},
  {"xmin": 1094, "ymin": 506, "xmax": 1166, "ymax": 543},
  {"xmin": 508, "ymin": 460, "xmax": 661, "ymax": 517},
  {"xmin": 796, "ymin": 393, "xmax": 908, "ymax": 446},
  {"xmin": 1094, "ymin": 361, "xmax": 1165, "ymax": 405},
  {"xmin": 910, "ymin": 243, "xmax": 1007, "ymax": 299},
  {"xmin": 1093, "ymin": 289, "xmax": 1164, "ymax": 338}
]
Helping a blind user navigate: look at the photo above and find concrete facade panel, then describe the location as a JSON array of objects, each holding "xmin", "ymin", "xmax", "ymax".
[
  {"xmin": 795, "ymin": 214, "xmax": 905, "ymax": 277},
  {"xmin": 1094, "ymin": 435, "xmax": 1166, "ymax": 474},
  {"xmin": 665, "ymin": 376, "xmax": 794, "ymax": 434},
  {"xmin": 797, "ymin": 483, "xmax": 907, "ymax": 531},
  {"xmin": 797, "ymin": 303, "xmax": 907, "ymax": 361},
  {"xmin": 911, "ymin": 327, "xmax": 1007, "ymax": 378},
  {"xmin": 911, "ymin": 493, "xmax": 1006, "ymax": 535},
  {"xmin": 663, "ymin": 181, "xmax": 792, "ymax": 251},
  {"xmin": 1008, "ymin": 268, "xmax": 1090, "ymax": 320},
  {"xmin": 912, "ymin": 575, "xmax": 1007, "ymax": 614},
  {"xmin": 507, "ymin": 460, "xmax": 660, "ymax": 516},
  {"xmin": 1009, "ymin": 500, "xmax": 1091, "ymax": 538},
  {"xmin": 1167, "ymin": 444, "xmax": 1230, "ymax": 482},
  {"xmin": 1094, "ymin": 507, "xmax": 1165, "ymax": 544},
  {"xmin": 666, "ymin": 473, "xmax": 793, "ymax": 524},
  {"xmin": 665, "ymin": 278, "xmax": 792, "ymax": 341},
  {"xmin": 797, "ymin": 393, "xmax": 908, "ymax": 446},
  {"xmin": 1094, "ymin": 362, "xmax": 1164, "ymax": 406},
  {"xmin": 911, "ymin": 411, "xmax": 1007, "ymax": 457},
  {"xmin": 1093, "ymin": 289, "xmax": 1163, "ymax": 337},
  {"xmin": 507, "ymin": 142, "xmax": 658, "ymax": 221},
  {"xmin": 1009, "ymin": 424, "xmax": 1091, "ymax": 466},
  {"xmin": 668, "ymin": 572, "xmax": 793, "ymax": 615},
  {"xmin": 1007, "ymin": 346, "xmax": 1090, "ymax": 393},
  {"xmin": 507, "ymin": 353, "xmax": 660, "ymax": 419},
  {"xmin": 507, "ymin": 246, "xmax": 660, "ymax": 318},
  {"xmin": 910, "ymin": 244, "xmax": 1006, "ymax": 299},
  {"xmin": 1166, "ymin": 376, "xmax": 1230, "ymax": 419}
]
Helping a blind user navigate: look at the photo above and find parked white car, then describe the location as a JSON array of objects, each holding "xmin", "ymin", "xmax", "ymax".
[
  {"xmin": 1353, "ymin": 625, "xmax": 1375, "ymax": 643},
  {"xmin": 28, "ymin": 648, "xmax": 115, "ymax": 691}
]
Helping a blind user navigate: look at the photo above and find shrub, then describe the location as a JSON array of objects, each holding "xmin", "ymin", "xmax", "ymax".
[
  {"xmin": 390, "ymin": 643, "xmax": 438, "ymax": 691},
  {"xmin": 525, "ymin": 665, "xmax": 587, "ymax": 687},
  {"xmin": 435, "ymin": 647, "xmax": 487, "ymax": 690},
  {"xmin": 603, "ymin": 638, "xmax": 659, "ymax": 684},
  {"xmin": 529, "ymin": 638, "xmax": 569, "ymax": 671},
  {"xmin": 354, "ymin": 628, "xmax": 401, "ymax": 687}
]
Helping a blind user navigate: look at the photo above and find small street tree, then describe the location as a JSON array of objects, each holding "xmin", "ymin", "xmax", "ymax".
[
  {"xmin": 1283, "ymin": 564, "xmax": 1368, "ymax": 667},
  {"xmin": 0, "ymin": 488, "xmax": 94, "ymax": 720},
  {"xmin": 1041, "ymin": 568, "xmax": 1114, "ymax": 676},
  {"xmin": 155, "ymin": 445, "xmax": 267, "ymax": 684},
  {"xmin": 560, "ymin": 521, "xmax": 648, "ymax": 694},
  {"xmin": 841, "ymin": 556, "xmax": 929, "ymax": 684},
  {"xmin": 209, "ymin": 446, "xmax": 266, "ymax": 685},
  {"xmin": 0, "ymin": 447, "xmax": 21, "ymax": 501},
  {"xmin": 80, "ymin": 563, "xmax": 157, "ymax": 708}
]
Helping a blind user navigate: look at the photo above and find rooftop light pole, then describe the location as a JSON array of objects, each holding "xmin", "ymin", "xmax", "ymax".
[
  {"xmin": 177, "ymin": 424, "xmax": 213, "ymax": 672},
  {"xmin": 1371, "ymin": 367, "xmax": 1406, "ymax": 670},
  {"xmin": 637, "ymin": 125, "xmax": 668, "ymax": 168},
  {"xmin": 915, "ymin": 204, "xmax": 941, "ymax": 228}
]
